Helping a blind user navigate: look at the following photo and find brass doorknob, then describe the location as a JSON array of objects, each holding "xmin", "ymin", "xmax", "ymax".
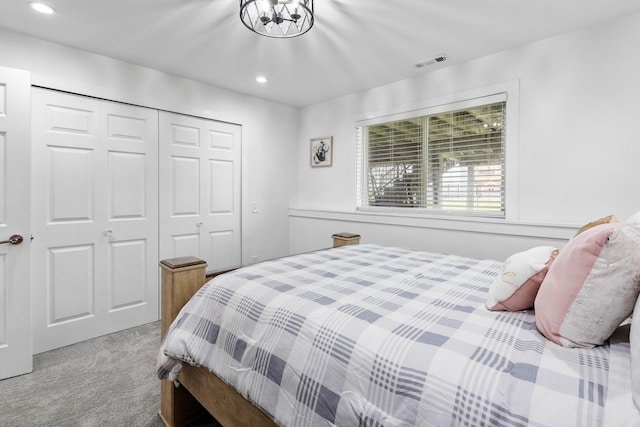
[{"xmin": 0, "ymin": 234, "xmax": 23, "ymax": 245}]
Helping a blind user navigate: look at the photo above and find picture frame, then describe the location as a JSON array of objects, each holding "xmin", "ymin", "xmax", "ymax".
[{"xmin": 310, "ymin": 136, "xmax": 333, "ymax": 167}]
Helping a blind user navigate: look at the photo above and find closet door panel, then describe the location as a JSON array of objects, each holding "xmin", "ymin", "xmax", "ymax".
[
  {"xmin": 160, "ymin": 112, "xmax": 241, "ymax": 273},
  {"xmin": 45, "ymin": 104, "xmax": 96, "ymax": 143},
  {"xmin": 108, "ymin": 151, "xmax": 146, "ymax": 219},
  {"xmin": 170, "ymin": 122, "xmax": 200, "ymax": 147},
  {"xmin": 106, "ymin": 113, "xmax": 148, "ymax": 147},
  {"xmin": 48, "ymin": 147, "xmax": 94, "ymax": 222},
  {"xmin": 32, "ymin": 90, "xmax": 102, "ymax": 353},
  {"xmin": 171, "ymin": 233, "xmax": 201, "ymax": 259},
  {"xmin": 207, "ymin": 230, "xmax": 235, "ymax": 272},
  {"xmin": 162, "ymin": 116, "xmax": 203, "ymax": 261},
  {"xmin": 108, "ymin": 239, "xmax": 147, "ymax": 309},
  {"xmin": 171, "ymin": 156, "xmax": 200, "ymax": 216},
  {"xmin": 209, "ymin": 159, "xmax": 234, "ymax": 214},
  {"xmin": 32, "ymin": 89, "xmax": 159, "ymax": 352},
  {"xmin": 33, "ymin": 243, "xmax": 99, "ymax": 359},
  {"xmin": 101, "ymin": 102, "xmax": 158, "ymax": 334},
  {"xmin": 203, "ymin": 121, "xmax": 241, "ymax": 269},
  {"xmin": 47, "ymin": 244, "xmax": 95, "ymax": 324}
]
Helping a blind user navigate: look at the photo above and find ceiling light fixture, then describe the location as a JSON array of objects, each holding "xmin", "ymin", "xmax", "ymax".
[
  {"xmin": 29, "ymin": 2, "xmax": 56, "ymax": 14},
  {"xmin": 256, "ymin": 76, "xmax": 268, "ymax": 83},
  {"xmin": 240, "ymin": 0, "xmax": 314, "ymax": 38}
]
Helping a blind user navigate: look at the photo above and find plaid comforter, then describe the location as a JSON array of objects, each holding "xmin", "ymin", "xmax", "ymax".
[{"xmin": 157, "ymin": 245, "xmax": 622, "ymax": 426}]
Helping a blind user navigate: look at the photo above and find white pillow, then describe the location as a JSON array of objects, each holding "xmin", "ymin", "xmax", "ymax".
[
  {"xmin": 627, "ymin": 210, "xmax": 640, "ymax": 224},
  {"xmin": 486, "ymin": 246, "xmax": 558, "ymax": 312},
  {"xmin": 631, "ymin": 296, "xmax": 640, "ymax": 411}
]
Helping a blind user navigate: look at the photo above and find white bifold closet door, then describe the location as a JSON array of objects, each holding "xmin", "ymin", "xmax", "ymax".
[
  {"xmin": 159, "ymin": 112, "xmax": 241, "ymax": 273},
  {"xmin": 31, "ymin": 88, "xmax": 159, "ymax": 353}
]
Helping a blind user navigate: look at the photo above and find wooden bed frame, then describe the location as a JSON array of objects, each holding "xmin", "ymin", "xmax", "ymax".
[
  {"xmin": 158, "ymin": 233, "xmax": 360, "ymax": 427},
  {"xmin": 158, "ymin": 256, "xmax": 277, "ymax": 427}
]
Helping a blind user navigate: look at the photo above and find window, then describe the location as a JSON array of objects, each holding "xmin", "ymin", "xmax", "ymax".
[{"xmin": 357, "ymin": 95, "xmax": 506, "ymax": 217}]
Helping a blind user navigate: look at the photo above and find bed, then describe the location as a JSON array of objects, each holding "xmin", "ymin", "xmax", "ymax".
[{"xmin": 157, "ymin": 239, "xmax": 640, "ymax": 427}]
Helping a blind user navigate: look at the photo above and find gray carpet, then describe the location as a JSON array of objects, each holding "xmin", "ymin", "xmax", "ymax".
[{"xmin": 0, "ymin": 321, "xmax": 219, "ymax": 427}]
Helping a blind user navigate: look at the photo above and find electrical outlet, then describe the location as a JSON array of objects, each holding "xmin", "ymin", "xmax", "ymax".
[
  {"xmin": 251, "ymin": 201, "xmax": 258, "ymax": 214},
  {"xmin": 251, "ymin": 255, "xmax": 259, "ymax": 263}
]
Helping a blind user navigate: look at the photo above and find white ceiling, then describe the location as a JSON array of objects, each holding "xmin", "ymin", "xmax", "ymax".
[{"xmin": 1, "ymin": 0, "xmax": 640, "ymax": 107}]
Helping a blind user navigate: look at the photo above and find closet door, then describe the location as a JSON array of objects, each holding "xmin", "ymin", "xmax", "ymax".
[
  {"xmin": 101, "ymin": 102, "xmax": 159, "ymax": 334},
  {"xmin": 31, "ymin": 89, "xmax": 158, "ymax": 353},
  {"xmin": 159, "ymin": 112, "xmax": 241, "ymax": 273}
]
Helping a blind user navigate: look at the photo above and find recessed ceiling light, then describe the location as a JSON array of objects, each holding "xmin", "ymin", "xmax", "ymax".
[
  {"xmin": 29, "ymin": 2, "xmax": 56, "ymax": 14},
  {"xmin": 256, "ymin": 76, "xmax": 268, "ymax": 84}
]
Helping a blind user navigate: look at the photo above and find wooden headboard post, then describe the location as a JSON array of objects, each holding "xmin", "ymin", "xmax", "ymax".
[
  {"xmin": 159, "ymin": 256, "xmax": 208, "ymax": 427},
  {"xmin": 159, "ymin": 256, "xmax": 208, "ymax": 338},
  {"xmin": 332, "ymin": 232, "xmax": 361, "ymax": 247}
]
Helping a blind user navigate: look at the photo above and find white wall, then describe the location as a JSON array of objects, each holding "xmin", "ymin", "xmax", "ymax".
[
  {"xmin": 0, "ymin": 27, "xmax": 297, "ymax": 265},
  {"xmin": 292, "ymin": 12, "xmax": 640, "ymax": 259}
]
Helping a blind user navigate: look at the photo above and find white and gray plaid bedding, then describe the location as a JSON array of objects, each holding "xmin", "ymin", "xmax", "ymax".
[{"xmin": 157, "ymin": 244, "xmax": 633, "ymax": 427}]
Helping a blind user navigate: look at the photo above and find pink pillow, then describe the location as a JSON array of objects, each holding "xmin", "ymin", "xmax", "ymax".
[
  {"xmin": 535, "ymin": 223, "xmax": 640, "ymax": 348},
  {"xmin": 486, "ymin": 246, "xmax": 558, "ymax": 311}
]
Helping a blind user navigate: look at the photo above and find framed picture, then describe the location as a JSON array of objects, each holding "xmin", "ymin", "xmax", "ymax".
[{"xmin": 310, "ymin": 136, "xmax": 333, "ymax": 167}]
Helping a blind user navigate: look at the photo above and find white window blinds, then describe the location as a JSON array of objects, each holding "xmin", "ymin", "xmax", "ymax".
[{"xmin": 357, "ymin": 98, "xmax": 506, "ymax": 217}]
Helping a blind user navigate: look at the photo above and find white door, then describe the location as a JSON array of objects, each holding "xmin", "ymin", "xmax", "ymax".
[
  {"xmin": 0, "ymin": 67, "xmax": 31, "ymax": 379},
  {"xmin": 159, "ymin": 112, "xmax": 241, "ymax": 273},
  {"xmin": 31, "ymin": 88, "xmax": 159, "ymax": 353}
]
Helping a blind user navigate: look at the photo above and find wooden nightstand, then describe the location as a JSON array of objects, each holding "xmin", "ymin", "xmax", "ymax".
[{"xmin": 332, "ymin": 232, "xmax": 361, "ymax": 248}]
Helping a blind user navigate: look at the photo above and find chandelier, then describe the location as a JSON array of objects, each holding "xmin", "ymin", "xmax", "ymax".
[{"xmin": 240, "ymin": 0, "xmax": 314, "ymax": 38}]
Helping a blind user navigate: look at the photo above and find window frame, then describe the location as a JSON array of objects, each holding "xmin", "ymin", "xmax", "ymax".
[{"xmin": 355, "ymin": 80, "xmax": 520, "ymax": 221}]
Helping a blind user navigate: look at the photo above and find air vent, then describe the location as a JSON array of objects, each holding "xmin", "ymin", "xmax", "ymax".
[{"xmin": 414, "ymin": 55, "xmax": 447, "ymax": 69}]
